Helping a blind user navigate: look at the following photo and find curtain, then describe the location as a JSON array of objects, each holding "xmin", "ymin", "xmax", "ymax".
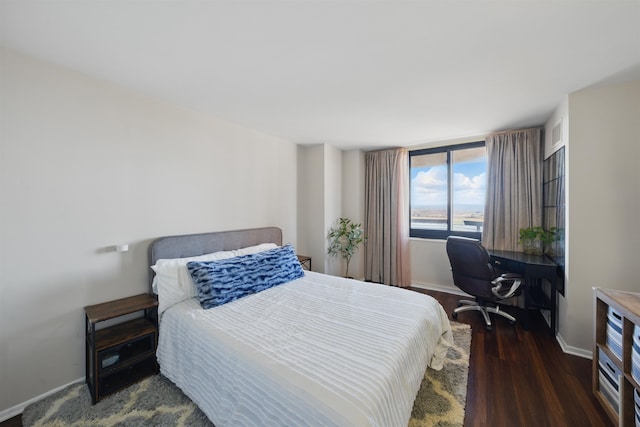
[
  {"xmin": 482, "ymin": 127, "xmax": 543, "ymax": 251},
  {"xmin": 364, "ymin": 148, "xmax": 411, "ymax": 287}
]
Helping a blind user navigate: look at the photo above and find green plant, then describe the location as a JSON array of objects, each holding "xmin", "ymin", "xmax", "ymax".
[
  {"xmin": 327, "ymin": 218, "xmax": 365, "ymax": 278},
  {"xmin": 519, "ymin": 226, "xmax": 559, "ymax": 255},
  {"xmin": 540, "ymin": 227, "xmax": 559, "ymax": 245},
  {"xmin": 518, "ymin": 226, "xmax": 543, "ymax": 242}
]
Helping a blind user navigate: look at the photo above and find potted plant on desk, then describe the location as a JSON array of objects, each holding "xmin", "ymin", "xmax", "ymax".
[
  {"xmin": 541, "ymin": 227, "xmax": 560, "ymax": 256},
  {"xmin": 519, "ymin": 226, "xmax": 559, "ymax": 255}
]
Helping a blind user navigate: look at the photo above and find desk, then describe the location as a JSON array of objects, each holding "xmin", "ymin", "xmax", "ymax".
[{"xmin": 489, "ymin": 250, "xmax": 559, "ymax": 336}]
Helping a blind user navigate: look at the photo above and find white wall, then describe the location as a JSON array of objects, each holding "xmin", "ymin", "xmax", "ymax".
[
  {"xmin": 565, "ymin": 79, "xmax": 640, "ymax": 352},
  {"xmin": 297, "ymin": 143, "xmax": 352, "ymax": 276},
  {"xmin": 324, "ymin": 145, "xmax": 343, "ymax": 276},
  {"xmin": 0, "ymin": 48, "xmax": 298, "ymax": 415},
  {"xmin": 410, "ymin": 238, "xmax": 457, "ymax": 292},
  {"xmin": 296, "ymin": 145, "xmax": 323, "ymax": 269},
  {"xmin": 341, "ymin": 150, "xmax": 366, "ymax": 279},
  {"xmin": 297, "ymin": 145, "xmax": 329, "ymax": 273}
]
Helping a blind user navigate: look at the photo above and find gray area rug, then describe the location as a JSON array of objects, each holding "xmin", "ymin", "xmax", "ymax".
[
  {"xmin": 23, "ymin": 322, "xmax": 470, "ymax": 427},
  {"xmin": 410, "ymin": 321, "xmax": 470, "ymax": 427}
]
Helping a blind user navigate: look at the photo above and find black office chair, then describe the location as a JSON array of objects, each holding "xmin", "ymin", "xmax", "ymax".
[{"xmin": 446, "ymin": 236, "xmax": 523, "ymax": 330}]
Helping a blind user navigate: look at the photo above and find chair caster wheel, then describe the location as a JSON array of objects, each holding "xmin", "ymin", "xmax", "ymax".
[
  {"xmin": 452, "ymin": 312, "xmax": 458, "ymax": 319},
  {"xmin": 509, "ymin": 320, "xmax": 516, "ymax": 325},
  {"xmin": 485, "ymin": 325, "xmax": 492, "ymax": 331}
]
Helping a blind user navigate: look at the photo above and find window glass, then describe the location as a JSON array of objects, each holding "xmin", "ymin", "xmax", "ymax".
[
  {"xmin": 410, "ymin": 142, "xmax": 486, "ymax": 239},
  {"xmin": 410, "ymin": 152, "xmax": 448, "ymax": 231},
  {"xmin": 452, "ymin": 146, "xmax": 486, "ymax": 233}
]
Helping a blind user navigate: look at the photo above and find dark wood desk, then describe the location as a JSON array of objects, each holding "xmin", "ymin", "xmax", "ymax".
[{"xmin": 489, "ymin": 250, "xmax": 559, "ymax": 336}]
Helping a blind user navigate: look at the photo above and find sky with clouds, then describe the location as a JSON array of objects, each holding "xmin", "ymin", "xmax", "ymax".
[{"xmin": 411, "ymin": 160, "xmax": 486, "ymax": 208}]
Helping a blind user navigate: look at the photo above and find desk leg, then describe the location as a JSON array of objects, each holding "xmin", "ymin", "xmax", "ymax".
[
  {"xmin": 550, "ymin": 276, "xmax": 557, "ymax": 336},
  {"xmin": 523, "ymin": 276, "xmax": 532, "ymax": 330},
  {"xmin": 524, "ymin": 275, "xmax": 557, "ymax": 337}
]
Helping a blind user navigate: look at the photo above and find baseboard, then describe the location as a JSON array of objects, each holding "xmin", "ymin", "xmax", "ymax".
[
  {"xmin": 0, "ymin": 377, "xmax": 84, "ymax": 422},
  {"xmin": 556, "ymin": 333, "xmax": 593, "ymax": 359},
  {"xmin": 537, "ymin": 308, "xmax": 592, "ymax": 359}
]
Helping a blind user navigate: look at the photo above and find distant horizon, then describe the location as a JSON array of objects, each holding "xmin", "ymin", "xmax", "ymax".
[{"xmin": 412, "ymin": 203, "xmax": 484, "ymax": 211}]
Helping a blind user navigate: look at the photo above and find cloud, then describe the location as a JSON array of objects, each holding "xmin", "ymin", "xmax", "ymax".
[
  {"xmin": 453, "ymin": 171, "xmax": 486, "ymax": 204},
  {"xmin": 454, "ymin": 171, "xmax": 485, "ymax": 191},
  {"xmin": 411, "ymin": 167, "xmax": 447, "ymax": 205}
]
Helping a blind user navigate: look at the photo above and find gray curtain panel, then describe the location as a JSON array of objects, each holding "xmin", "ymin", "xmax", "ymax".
[
  {"xmin": 364, "ymin": 148, "xmax": 411, "ymax": 287},
  {"xmin": 482, "ymin": 127, "xmax": 543, "ymax": 251}
]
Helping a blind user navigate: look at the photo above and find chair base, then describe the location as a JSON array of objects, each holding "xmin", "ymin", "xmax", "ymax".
[{"xmin": 452, "ymin": 299, "xmax": 516, "ymax": 331}]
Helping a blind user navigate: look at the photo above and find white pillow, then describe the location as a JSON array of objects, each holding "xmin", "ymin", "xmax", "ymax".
[
  {"xmin": 234, "ymin": 242, "xmax": 279, "ymax": 256},
  {"xmin": 152, "ymin": 250, "xmax": 237, "ymax": 316}
]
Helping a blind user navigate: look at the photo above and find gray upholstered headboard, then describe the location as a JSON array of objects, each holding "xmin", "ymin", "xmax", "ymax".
[{"xmin": 148, "ymin": 227, "xmax": 283, "ymax": 292}]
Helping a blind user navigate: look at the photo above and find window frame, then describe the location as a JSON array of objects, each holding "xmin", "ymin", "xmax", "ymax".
[{"xmin": 409, "ymin": 141, "xmax": 486, "ymax": 240}]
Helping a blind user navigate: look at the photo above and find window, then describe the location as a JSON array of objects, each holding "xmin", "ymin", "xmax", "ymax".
[{"xmin": 410, "ymin": 142, "xmax": 486, "ymax": 239}]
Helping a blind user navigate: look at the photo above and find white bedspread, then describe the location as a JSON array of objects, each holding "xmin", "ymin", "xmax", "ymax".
[{"xmin": 157, "ymin": 271, "xmax": 452, "ymax": 427}]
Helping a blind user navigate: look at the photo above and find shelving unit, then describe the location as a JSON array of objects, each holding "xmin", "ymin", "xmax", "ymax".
[
  {"xmin": 85, "ymin": 294, "xmax": 159, "ymax": 403},
  {"xmin": 593, "ymin": 288, "xmax": 640, "ymax": 426}
]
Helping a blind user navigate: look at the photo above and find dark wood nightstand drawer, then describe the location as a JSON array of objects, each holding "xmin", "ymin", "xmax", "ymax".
[
  {"xmin": 98, "ymin": 328, "xmax": 156, "ymax": 374},
  {"xmin": 99, "ymin": 357, "xmax": 157, "ymax": 396}
]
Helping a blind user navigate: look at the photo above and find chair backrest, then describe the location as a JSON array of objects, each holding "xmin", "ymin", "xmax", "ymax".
[{"xmin": 446, "ymin": 236, "xmax": 496, "ymax": 300}]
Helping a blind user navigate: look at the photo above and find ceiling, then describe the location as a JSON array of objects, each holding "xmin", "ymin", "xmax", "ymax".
[{"xmin": 1, "ymin": 1, "xmax": 639, "ymax": 150}]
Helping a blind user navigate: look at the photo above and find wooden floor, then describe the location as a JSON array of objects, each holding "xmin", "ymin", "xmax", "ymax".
[
  {"xmin": 418, "ymin": 288, "xmax": 613, "ymax": 427},
  {"xmin": 1, "ymin": 288, "xmax": 612, "ymax": 427}
]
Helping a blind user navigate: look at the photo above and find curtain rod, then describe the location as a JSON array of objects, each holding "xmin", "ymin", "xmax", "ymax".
[
  {"xmin": 488, "ymin": 126, "xmax": 544, "ymax": 136},
  {"xmin": 365, "ymin": 146, "xmax": 405, "ymax": 154}
]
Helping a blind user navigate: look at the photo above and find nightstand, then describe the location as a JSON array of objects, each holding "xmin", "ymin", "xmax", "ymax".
[
  {"xmin": 297, "ymin": 255, "xmax": 312, "ymax": 271},
  {"xmin": 84, "ymin": 294, "xmax": 159, "ymax": 403}
]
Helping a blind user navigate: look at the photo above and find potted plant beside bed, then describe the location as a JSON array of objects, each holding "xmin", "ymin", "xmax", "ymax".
[{"xmin": 327, "ymin": 218, "xmax": 365, "ymax": 278}]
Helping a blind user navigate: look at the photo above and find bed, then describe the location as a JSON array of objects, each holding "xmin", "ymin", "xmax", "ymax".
[{"xmin": 149, "ymin": 227, "xmax": 452, "ymax": 427}]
